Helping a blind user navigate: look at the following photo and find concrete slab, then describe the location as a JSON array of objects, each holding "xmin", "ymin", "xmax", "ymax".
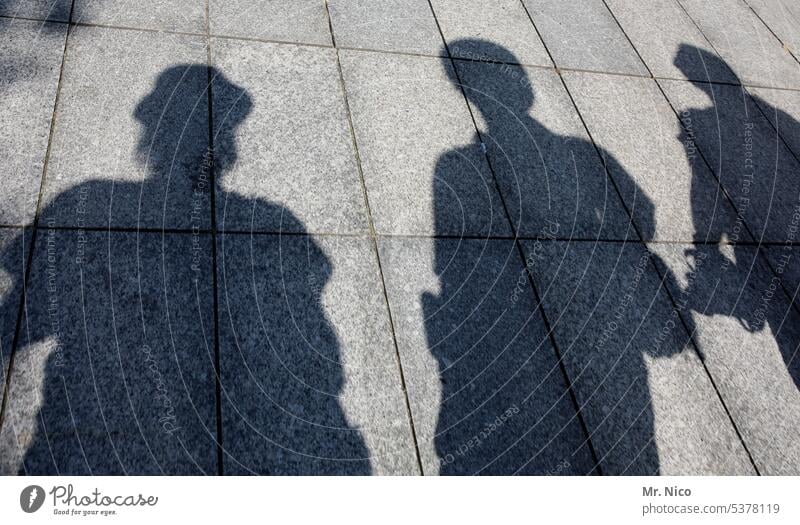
[
  {"xmin": 454, "ymin": 60, "xmax": 634, "ymax": 240},
  {"xmin": 0, "ymin": 230, "xmax": 217, "ymax": 475},
  {"xmin": 338, "ymin": 50, "xmax": 510, "ymax": 237},
  {"xmin": 209, "ymin": 0, "xmax": 332, "ymax": 46},
  {"xmin": 328, "ymin": 0, "xmax": 443, "ymax": 56},
  {"xmin": 526, "ymin": 240, "xmax": 755, "ymax": 475},
  {"xmin": 678, "ymin": 0, "xmax": 800, "ymax": 88},
  {"xmin": 39, "ymin": 27, "xmax": 210, "ymax": 230},
  {"xmin": 0, "ymin": 228, "xmax": 29, "ymax": 396},
  {"xmin": 0, "ymin": 0, "xmax": 70, "ymax": 21},
  {"xmin": 217, "ymin": 232, "xmax": 418, "ymax": 474},
  {"xmin": 211, "ymin": 38, "xmax": 368, "ymax": 235},
  {"xmin": 649, "ymin": 242, "xmax": 800, "ymax": 474},
  {"xmin": 73, "ymin": 0, "xmax": 206, "ymax": 33},
  {"xmin": 378, "ymin": 237, "xmax": 596, "ymax": 475},
  {"xmin": 0, "ymin": 20, "xmax": 66, "ymax": 226},
  {"xmin": 749, "ymin": 86, "xmax": 800, "ymax": 161},
  {"xmin": 564, "ymin": 71, "xmax": 742, "ymax": 243},
  {"xmin": 659, "ymin": 79, "xmax": 800, "ymax": 243},
  {"xmin": 744, "ymin": 0, "xmax": 800, "ymax": 58},
  {"xmin": 521, "ymin": 0, "xmax": 647, "ymax": 75},
  {"xmin": 430, "ymin": 0, "xmax": 551, "ymax": 67},
  {"xmin": 605, "ymin": 0, "xmax": 738, "ymax": 83}
]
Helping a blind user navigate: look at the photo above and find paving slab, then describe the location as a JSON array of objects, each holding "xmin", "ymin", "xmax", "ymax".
[
  {"xmin": 749, "ymin": 86, "xmax": 800, "ymax": 160},
  {"xmin": 454, "ymin": 60, "xmax": 633, "ymax": 240},
  {"xmin": 0, "ymin": 20, "xmax": 66, "ymax": 226},
  {"xmin": 744, "ymin": 0, "xmax": 800, "ymax": 57},
  {"xmin": 339, "ymin": 50, "xmax": 510, "ymax": 237},
  {"xmin": 521, "ymin": 0, "xmax": 647, "ymax": 75},
  {"xmin": 678, "ymin": 0, "xmax": 800, "ymax": 89},
  {"xmin": 211, "ymin": 38, "xmax": 368, "ymax": 235},
  {"xmin": 564, "ymin": 71, "xmax": 742, "ymax": 243},
  {"xmin": 659, "ymin": 79, "xmax": 800, "ymax": 243},
  {"xmin": 0, "ymin": 230, "xmax": 217, "ymax": 475},
  {"xmin": 605, "ymin": 0, "xmax": 738, "ymax": 83},
  {"xmin": 0, "ymin": 228, "xmax": 29, "ymax": 395},
  {"xmin": 217, "ymin": 232, "xmax": 417, "ymax": 475},
  {"xmin": 73, "ymin": 0, "xmax": 205, "ymax": 33},
  {"xmin": 525, "ymin": 240, "xmax": 754, "ymax": 475},
  {"xmin": 39, "ymin": 27, "xmax": 210, "ymax": 230},
  {"xmin": 763, "ymin": 246, "xmax": 800, "ymax": 310},
  {"xmin": 0, "ymin": 0, "xmax": 70, "ymax": 21},
  {"xmin": 649, "ymin": 242, "xmax": 800, "ymax": 474},
  {"xmin": 209, "ymin": 0, "xmax": 332, "ymax": 46},
  {"xmin": 429, "ymin": 0, "xmax": 551, "ymax": 67},
  {"xmin": 378, "ymin": 237, "xmax": 595, "ymax": 475},
  {"xmin": 328, "ymin": 0, "xmax": 443, "ymax": 56}
]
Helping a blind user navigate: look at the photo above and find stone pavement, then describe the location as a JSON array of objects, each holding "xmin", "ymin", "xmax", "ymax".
[{"xmin": 0, "ymin": 0, "xmax": 798, "ymax": 475}]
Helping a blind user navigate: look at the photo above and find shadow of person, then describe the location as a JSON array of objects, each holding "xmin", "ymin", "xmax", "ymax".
[
  {"xmin": 0, "ymin": 64, "xmax": 370, "ymax": 474},
  {"xmin": 671, "ymin": 44, "xmax": 800, "ymax": 392},
  {"xmin": 425, "ymin": 40, "xmax": 687, "ymax": 475}
]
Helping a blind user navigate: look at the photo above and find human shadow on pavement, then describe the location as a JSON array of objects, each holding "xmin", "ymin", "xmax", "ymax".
[
  {"xmin": 0, "ymin": 64, "xmax": 370, "ymax": 474},
  {"xmin": 425, "ymin": 40, "xmax": 690, "ymax": 475},
  {"xmin": 670, "ymin": 44, "xmax": 800, "ymax": 392}
]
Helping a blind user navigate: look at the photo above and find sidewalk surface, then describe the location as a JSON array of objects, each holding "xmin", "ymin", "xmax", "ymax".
[{"xmin": 0, "ymin": 0, "xmax": 799, "ymax": 475}]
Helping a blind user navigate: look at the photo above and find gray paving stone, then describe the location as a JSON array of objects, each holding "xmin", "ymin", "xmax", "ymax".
[
  {"xmin": 328, "ymin": 0, "xmax": 443, "ymax": 56},
  {"xmin": 0, "ymin": 228, "xmax": 29, "ymax": 396},
  {"xmin": 212, "ymin": 39, "xmax": 368, "ymax": 235},
  {"xmin": 744, "ymin": 0, "xmax": 800, "ymax": 57},
  {"xmin": 649, "ymin": 242, "xmax": 800, "ymax": 474},
  {"xmin": 39, "ymin": 27, "xmax": 210, "ymax": 230},
  {"xmin": 525, "ymin": 240, "xmax": 754, "ymax": 475},
  {"xmin": 678, "ymin": 0, "xmax": 800, "ymax": 89},
  {"xmin": 73, "ymin": 0, "xmax": 205, "ymax": 33},
  {"xmin": 660, "ymin": 78, "xmax": 800, "ymax": 243},
  {"xmin": 0, "ymin": 230, "xmax": 217, "ymax": 475},
  {"xmin": 0, "ymin": 0, "xmax": 70, "ymax": 21},
  {"xmin": 521, "ymin": 0, "xmax": 647, "ymax": 75},
  {"xmin": 454, "ymin": 59, "xmax": 633, "ymax": 240},
  {"xmin": 0, "ymin": 20, "xmax": 66, "ymax": 226},
  {"xmin": 430, "ymin": 0, "xmax": 551, "ymax": 67},
  {"xmin": 605, "ymin": 0, "xmax": 738, "ymax": 83},
  {"xmin": 218, "ymin": 231, "xmax": 417, "ymax": 475},
  {"xmin": 378, "ymin": 237, "xmax": 595, "ymax": 475},
  {"xmin": 339, "ymin": 50, "xmax": 510, "ymax": 237},
  {"xmin": 749, "ymin": 86, "xmax": 800, "ymax": 160},
  {"xmin": 763, "ymin": 246, "xmax": 800, "ymax": 310},
  {"xmin": 209, "ymin": 0, "xmax": 332, "ymax": 46},
  {"xmin": 564, "ymin": 71, "xmax": 742, "ymax": 243}
]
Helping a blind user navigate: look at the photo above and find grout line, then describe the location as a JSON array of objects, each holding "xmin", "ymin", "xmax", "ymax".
[
  {"xmin": 739, "ymin": 0, "xmax": 800, "ymax": 66},
  {"xmin": 205, "ymin": 0, "xmax": 225, "ymax": 477},
  {"xmin": 429, "ymin": 0, "xmax": 603, "ymax": 475},
  {"xmin": 324, "ymin": 0, "xmax": 425, "ymax": 476},
  {"xmin": 595, "ymin": 0, "xmax": 761, "ymax": 474},
  {"xmin": 0, "ymin": 0, "xmax": 76, "ymax": 440}
]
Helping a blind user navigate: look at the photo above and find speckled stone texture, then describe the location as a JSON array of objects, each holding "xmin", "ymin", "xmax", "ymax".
[
  {"xmin": 212, "ymin": 38, "xmax": 368, "ymax": 235},
  {"xmin": 563, "ymin": 71, "xmax": 742, "ymax": 243},
  {"xmin": 217, "ymin": 232, "xmax": 418, "ymax": 475},
  {"xmin": 209, "ymin": 0, "xmax": 332, "ymax": 46},
  {"xmin": 38, "ymin": 27, "xmax": 209, "ymax": 230},
  {"xmin": 431, "ymin": 0, "xmax": 551, "ymax": 67},
  {"xmin": 379, "ymin": 237, "xmax": 595, "ymax": 475},
  {"xmin": 0, "ymin": 230, "xmax": 217, "ymax": 475},
  {"xmin": 0, "ymin": 20, "xmax": 66, "ymax": 225},
  {"xmin": 522, "ymin": 0, "xmax": 647, "ymax": 75},
  {"xmin": 328, "ymin": 0, "xmax": 443, "ymax": 55},
  {"xmin": 73, "ymin": 0, "xmax": 206, "ymax": 33},
  {"xmin": 338, "ymin": 50, "xmax": 510, "ymax": 237},
  {"xmin": 526, "ymin": 240, "xmax": 754, "ymax": 475}
]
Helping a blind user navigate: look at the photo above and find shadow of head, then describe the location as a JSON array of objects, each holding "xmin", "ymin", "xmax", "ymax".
[
  {"xmin": 673, "ymin": 43, "xmax": 740, "ymax": 97},
  {"xmin": 133, "ymin": 64, "xmax": 253, "ymax": 175},
  {"xmin": 443, "ymin": 39, "xmax": 534, "ymax": 116}
]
